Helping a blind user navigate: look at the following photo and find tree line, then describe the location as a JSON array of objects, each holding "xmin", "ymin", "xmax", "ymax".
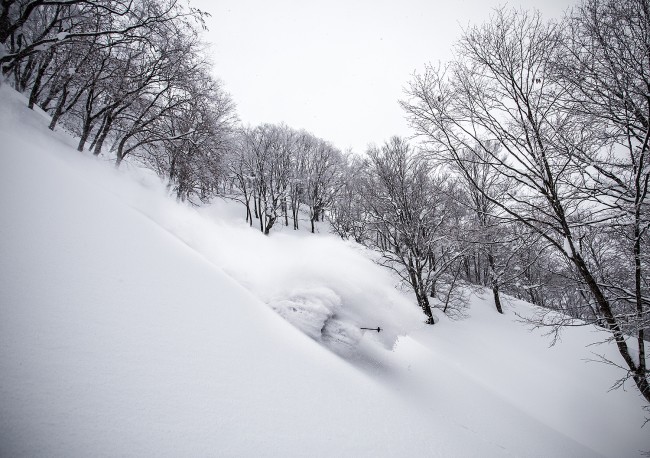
[
  {"xmin": 1, "ymin": 0, "xmax": 236, "ymax": 202},
  {"xmin": 225, "ymin": 123, "xmax": 343, "ymax": 235},
  {"xmin": 399, "ymin": 0, "xmax": 649, "ymax": 405},
  {"xmin": 2, "ymin": 0, "xmax": 648, "ymax": 406}
]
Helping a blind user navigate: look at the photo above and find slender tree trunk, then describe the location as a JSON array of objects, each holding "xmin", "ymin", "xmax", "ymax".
[
  {"xmin": 41, "ymin": 92, "xmax": 54, "ymax": 112},
  {"xmin": 18, "ymin": 55, "xmax": 35, "ymax": 91},
  {"xmin": 633, "ymin": 216, "xmax": 646, "ymax": 394},
  {"xmin": 168, "ymin": 155, "xmax": 177, "ymax": 185},
  {"xmin": 115, "ymin": 135, "xmax": 130, "ymax": 167},
  {"xmin": 310, "ymin": 205, "xmax": 322, "ymax": 233},
  {"xmin": 93, "ymin": 113, "xmax": 113, "ymax": 156},
  {"xmin": 292, "ymin": 204, "xmax": 299, "ymax": 230},
  {"xmin": 49, "ymin": 86, "xmax": 67, "ymax": 130},
  {"xmin": 89, "ymin": 115, "xmax": 107, "ymax": 151},
  {"xmin": 246, "ymin": 200, "xmax": 252, "ymax": 226},
  {"xmin": 492, "ymin": 285, "xmax": 503, "ymax": 314},
  {"xmin": 77, "ymin": 120, "xmax": 92, "ymax": 152},
  {"xmin": 283, "ymin": 198, "xmax": 289, "ymax": 226},
  {"xmin": 487, "ymin": 252, "xmax": 503, "ymax": 314},
  {"xmin": 28, "ymin": 52, "xmax": 52, "ymax": 110}
]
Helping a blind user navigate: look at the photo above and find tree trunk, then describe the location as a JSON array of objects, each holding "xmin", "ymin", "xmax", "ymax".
[
  {"xmin": 283, "ymin": 198, "xmax": 289, "ymax": 226},
  {"xmin": 93, "ymin": 114, "xmax": 113, "ymax": 156},
  {"xmin": 463, "ymin": 256, "xmax": 471, "ymax": 282},
  {"xmin": 264, "ymin": 214, "xmax": 275, "ymax": 235},
  {"xmin": 418, "ymin": 292, "xmax": 435, "ymax": 325},
  {"xmin": 89, "ymin": 115, "xmax": 107, "ymax": 151},
  {"xmin": 257, "ymin": 198, "xmax": 263, "ymax": 233},
  {"xmin": 115, "ymin": 135, "xmax": 130, "ymax": 167},
  {"xmin": 492, "ymin": 285, "xmax": 503, "ymax": 314},
  {"xmin": 77, "ymin": 121, "xmax": 92, "ymax": 152},
  {"xmin": 246, "ymin": 201, "xmax": 252, "ymax": 226},
  {"xmin": 18, "ymin": 54, "xmax": 35, "ymax": 92},
  {"xmin": 49, "ymin": 86, "xmax": 67, "ymax": 130},
  {"xmin": 408, "ymin": 264, "xmax": 435, "ymax": 324},
  {"xmin": 27, "ymin": 50, "xmax": 54, "ymax": 109},
  {"xmin": 633, "ymin": 207, "xmax": 646, "ymax": 396},
  {"xmin": 572, "ymin": 248, "xmax": 650, "ymax": 404},
  {"xmin": 487, "ymin": 252, "xmax": 503, "ymax": 313},
  {"xmin": 292, "ymin": 205, "xmax": 299, "ymax": 230}
]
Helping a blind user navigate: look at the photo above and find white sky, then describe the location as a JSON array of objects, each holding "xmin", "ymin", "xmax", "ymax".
[{"xmin": 192, "ymin": 0, "xmax": 575, "ymax": 154}]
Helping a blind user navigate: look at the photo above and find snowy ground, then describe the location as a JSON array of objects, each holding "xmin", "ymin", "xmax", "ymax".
[{"xmin": 1, "ymin": 83, "xmax": 648, "ymax": 457}]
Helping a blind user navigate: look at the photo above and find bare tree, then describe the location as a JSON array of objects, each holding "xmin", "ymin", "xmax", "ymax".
[
  {"xmin": 301, "ymin": 137, "xmax": 342, "ymax": 233},
  {"xmin": 362, "ymin": 137, "xmax": 465, "ymax": 324},
  {"xmin": 287, "ymin": 130, "xmax": 311, "ymax": 230},
  {"xmin": 231, "ymin": 124, "xmax": 293, "ymax": 234},
  {"xmin": 1, "ymin": 0, "xmax": 203, "ymax": 73},
  {"xmin": 146, "ymin": 74, "xmax": 235, "ymax": 203},
  {"xmin": 447, "ymin": 143, "xmax": 515, "ymax": 313},
  {"xmin": 402, "ymin": 6, "xmax": 650, "ymax": 403},
  {"xmin": 558, "ymin": 0, "xmax": 650, "ymax": 386},
  {"xmin": 330, "ymin": 153, "xmax": 370, "ymax": 243}
]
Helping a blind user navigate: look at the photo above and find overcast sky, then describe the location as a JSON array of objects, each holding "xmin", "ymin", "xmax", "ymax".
[{"xmin": 192, "ymin": 0, "xmax": 575, "ymax": 154}]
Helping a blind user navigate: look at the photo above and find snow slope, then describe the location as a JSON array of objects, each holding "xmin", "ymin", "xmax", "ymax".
[{"xmin": 0, "ymin": 83, "xmax": 648, "ymax": 457}]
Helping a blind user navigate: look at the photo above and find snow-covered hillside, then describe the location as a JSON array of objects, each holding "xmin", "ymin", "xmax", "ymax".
[{"xmin": 0, "ymin": 84, "xmax": 648, "ymax": 457}]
